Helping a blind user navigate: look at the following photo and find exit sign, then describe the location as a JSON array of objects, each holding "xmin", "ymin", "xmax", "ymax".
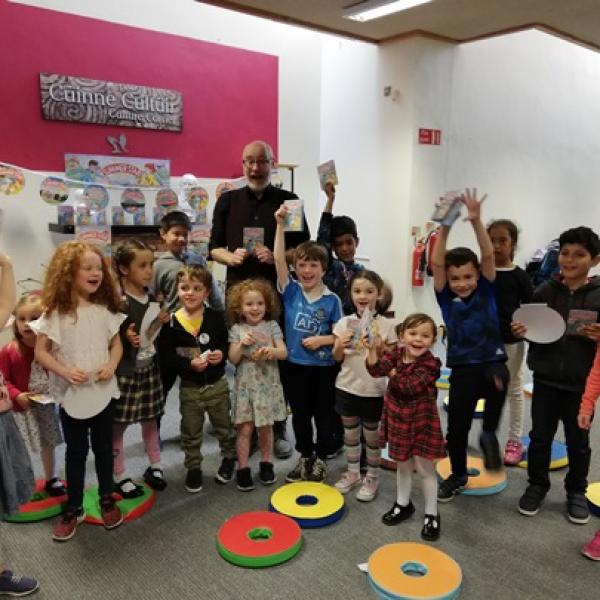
[{"xmin": 419, "ymin": 128, "xmax": 441, "ymax": 145}]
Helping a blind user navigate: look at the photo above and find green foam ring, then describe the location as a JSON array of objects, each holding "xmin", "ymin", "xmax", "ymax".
[
  {"xmin": 3, "ymin": 503, "xmax": 63, "ymax": 523},
  {"xmin": 216, "ymin": 537, "xmax": 302, "ymax": 568},
  {"xmin": 83, "ymin": 483, "xmax": 154, "ymax": 523}
]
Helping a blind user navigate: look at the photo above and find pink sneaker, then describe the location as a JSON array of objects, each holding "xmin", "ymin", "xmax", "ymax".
[
  {"xmin": 582, "ymin": 531, "xmax": 600, "ymax": 561},
  {"xmin": 334, "ymin": 471, "xmax": 361, "ymax": 494},
  {"xmin": 503, "ymin": 440, "xmax": 524, "ymax": 466},
  {"xmin": 356, "ymin": 475, "xmax": 379, "ymax": 502}
]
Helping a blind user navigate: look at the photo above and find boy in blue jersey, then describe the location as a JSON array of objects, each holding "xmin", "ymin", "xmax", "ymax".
[
  {"xmin": 274, "ymin": 204, "xmax": 343, "ymax": 483},
  {"xmin": 431, "ymin": 188, "xmax": 509, "ymax": 502}
]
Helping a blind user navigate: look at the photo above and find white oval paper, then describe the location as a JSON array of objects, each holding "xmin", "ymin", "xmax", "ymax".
[
  {"xmin": 513, "ymin": 304, "xmax": 565, "ymax": 344},
  {"xmin": 139, "ymin": 302, "xmax": 162, "ymax": 348},
  {"xmin": 61, "ymin": 379, "xmax": 115, "ymax": 419}
]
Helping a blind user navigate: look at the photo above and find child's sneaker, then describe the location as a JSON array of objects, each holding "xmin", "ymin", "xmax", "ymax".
[
  {"xmin": 215, "ymin": 457, "xmax": 236, "ymax": 484},
  {"xmin": 52, "ymin": 507, "xmax": 85, "ymax": 542},
  {"xmin": 438, "ymin": 474, "xmax": 468, "ymax": 502},
  {"xmin": 503, "ymin": 440, "xmax": 524, "ymax": 466},
  {"xmin": 479, "ymin": 431, "xmax": 502, "ymax": 471},
  {"xmin": 259, "ymin": 462, "xmax": 276, "ymax": 485},
  {"xmin": 566, "ymin": 492, "xmax": 590, "ymax": 524},
  {"xmin": 307, "ymin": 457, "xmax": 327, "ymax": 482},
  {"xmin": 518, "ymin": 484, "xmax": 546, "ymax": 516},
  {"xmin": 286, "ymin": 456, "xmax": 313, "ymax": 482},
  {"xmin": 185, "ymin": 469, "xmax": 203, "ymax": 493},
  {"xmin": 421, "ymin": 513, "xmax": 441, "ymax": 541},
  {"xmin": 0, "ymin": 569, "xmax": 39, "ymax": 597},
  {"xmin": 236, "ymin": 467, "xmax": 255, "ymax": 492},
  {"xmin": 356, "ymin": 475, "xmax": 379, "ymax": 502},
  {"xmin": 143, "ymin": 466, "xmax": 167, "ymax": 491},
  {"xmin": 334, "ymin": 471, "xmax": 362, "ymax": 494},
  {"xmin": 100, "ymin": 495, "xmax": 123, "ymax": 530},
  {"xmin": 582, "ymin": 531, "xmax": 600, "ymax": 560}
]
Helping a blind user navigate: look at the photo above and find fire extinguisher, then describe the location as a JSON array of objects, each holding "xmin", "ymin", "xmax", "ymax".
[
  {"xmin": 425, "ymin": 228, "xmax": 439, "ymax": 276},
  {"xmin": 412, "ymin": 242, "xmax": 426, "ymax": 287}
]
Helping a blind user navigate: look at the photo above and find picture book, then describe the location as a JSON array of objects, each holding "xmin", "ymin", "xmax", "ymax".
[
  {"xmin": 283, "ymin": 199, "xmax": 304, "ymax": 232},
  {"xmin": 318, "ymin": 160, "xmax": 338, "ymax": 191},
  {"xmin": 431, "ymin": 191, "xmax": 463, "ymax": 227}
]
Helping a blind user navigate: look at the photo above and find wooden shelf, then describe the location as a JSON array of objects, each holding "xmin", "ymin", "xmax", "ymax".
[{"xmin": 49, "ymin": 224, "xmax": 160, "ymax": 234}]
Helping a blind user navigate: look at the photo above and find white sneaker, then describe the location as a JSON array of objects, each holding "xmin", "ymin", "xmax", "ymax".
[
  {"xmin": 356, "ymin": 475, "xmax": 379, "ymax": 502},
  {"xmin": 334, "ymin": 471, "xmax": 362, "ymax": 494}
]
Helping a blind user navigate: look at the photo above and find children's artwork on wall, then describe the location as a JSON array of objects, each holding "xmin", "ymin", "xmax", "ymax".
[
  {"xmin": 83, "ymin": 184, "xmax": 109, "ymax": 213},
  {"xmin": 65, "ymin": 154, "xmax": 169, "ymax": 188},
  {"xmin": 57, "ymin": 205, "xmax": 75, "ymax": 226},
  {"xmin": 195, "ymin": 208, "xmax": 207, "ymax": 225},
  {"xmin": 112, "ymin": 206, "xmax": 125, "ymax": 226},
  {"xmin": 0, "ymin": 164, "xmax": 25, "ymax": 195},
  {"xmin": 120, "ymin": 188, "xmax": 145, "ymax": 213},
  {"xmin": 186, "ymin": 186, "xmax": 209, "ymax": 211},
  {"xmin": 40, "ymin": 177, "xmax": 69, "ymax": 205},
  {"xmin": 215, "ymin": 181, "xmax": 234, "ymax": 200},
  {"xmin": 156, "ymin": 188, "xmax": 178, "ymax": 210}
]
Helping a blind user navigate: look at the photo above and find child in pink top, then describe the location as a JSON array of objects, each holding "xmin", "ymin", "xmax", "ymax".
[{"xmin": 578, "ymin": 344, "xmax": 600, "ymax": 560}]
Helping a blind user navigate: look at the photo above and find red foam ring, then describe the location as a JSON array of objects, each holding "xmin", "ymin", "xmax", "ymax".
[
  {"xmin": 19, "ymin": 479, "xmax": 67, "ymax": 512},
  {"xmin": 124, "ymin": 493, "xmax": 155, "ymax": 522},
  {"xmin": 217, "ymin": 511, "xmax": 301, "ymax": 558}
]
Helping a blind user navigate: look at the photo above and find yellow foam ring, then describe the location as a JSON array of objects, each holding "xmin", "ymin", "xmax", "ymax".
[
  {"xmin": 585, "ymin": 482, "xmax": 600, "ymax": 506},
  {"xmin": 523, "ymin": 382, "xmax": 533, "ymax": 398},
  {"xmin": 369, "ymin": 542, "xmax": 462, "ymax": 599},
  {"xmin": 270, "ymin": 483, "xmax": 344, "ymax": 520},
  {"xmin": 443, "ymin": 396, "xmax": 485, "ymax": 413},
  {"xmin": 436, "ymin": 455, "xmax": 506, "ymax": 490}
]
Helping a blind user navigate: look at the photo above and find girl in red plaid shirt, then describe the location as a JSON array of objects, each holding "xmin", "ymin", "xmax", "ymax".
[{"xmin": 366, "ymin": 313, "xmax": 445, "ymax": 541}]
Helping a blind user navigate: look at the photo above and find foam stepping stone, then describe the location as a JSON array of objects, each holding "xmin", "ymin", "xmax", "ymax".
[
  {"xmin": 3, "ymin": 479, "xmax": 67, "ymax": 523},
  {"xmin": 269, "ymin": 482, "xmax": 345, "ymax": 528},
  {"xmin": 83, "ymin": 482, "xmax": 155, "ymax": 525},
  {"xmin": 435, "ymin": 368, "xmax": 451, "ymax": 390},
  {"xmin": 436, "ymin": 455, "xmax": 507, "ymax": 496},
  {"xmin": 517, "ymin": 436, "xmax": 568, "ymax": 470},
  {"xmin": 586, "ymin": 482, "xmax": 600, "ymax": 518},
  {"xmin": 368, "ymin": 542, "xmax": 462, "ymax": 600},
  {"xmin": 216, "ymin": 511, "xmax": 302, "ymax": 568},
  {"xmin": 442, "ymin": 396, "xmax": 485, "ymax": 419}
]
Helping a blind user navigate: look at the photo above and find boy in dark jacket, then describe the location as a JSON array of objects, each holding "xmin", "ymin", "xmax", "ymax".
[
  {"xmin": 158, "ymin": 265, "xmax": 235, "ymax": 494},
  {"xmin": 513, "ymin": 226, "xmax": 600, "ymax": 524}
]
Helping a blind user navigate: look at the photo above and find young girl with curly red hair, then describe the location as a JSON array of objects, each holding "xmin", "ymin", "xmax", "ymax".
[{"xmin": 31, "ymin": 241, "xmax": 126, "ymax": 542}]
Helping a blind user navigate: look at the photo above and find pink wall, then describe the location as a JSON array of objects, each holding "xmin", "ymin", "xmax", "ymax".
[{"xmin": 0, "ymin": 1, "xmax": 278, "ymax": 178}]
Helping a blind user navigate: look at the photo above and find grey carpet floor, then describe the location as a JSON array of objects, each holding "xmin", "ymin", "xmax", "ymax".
[{"xmin": 3, "ymin": 376, "xmax": 600, "ymax": 600}]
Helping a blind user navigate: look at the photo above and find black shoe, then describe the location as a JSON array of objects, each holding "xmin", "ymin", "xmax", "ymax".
[
  {"xmin": 236, "ymin": 467, "xmax": 255, "ymax": 492},
  {"xmin": 114, "ymin": 478, "xmax": 144, "ymax": 499},
  {"xmin": 143, "ymin": 467, "xmax": 167, "ymax": 491},
  {"xmin": 185, "ymin": 469, "xmax": 203, "ymax": 493},
  {"xmin": 421, "ymin": 514, "xmax": 441, "ymax": 541},
  {"xmin": 45, "ymin": 477, "xmax": 66, "ymax": 497},
  {"xmin": 566, "ymin": 492, "xmax": 590, "ymax": 524},
  {"xmin": 438, "ymin": 474, "xmax": 468, "ymax": 502},
  {"xmin": 215, "ymin": 457, "xmax": 236, "ymax": 484},
  {"xmin": 381, "ymin": 501, "xmax": 415, "ymax": 526},
  {"xmin": 259, "ymin": 461, "xmax": 277, "ymax": 485},
  {"xmin": 518, "ymin": 484, "xmax": 546, "ymax": 516},
  {"xmin": 480, "ymin": 431, "xmax": 502, "ymax": 471}
]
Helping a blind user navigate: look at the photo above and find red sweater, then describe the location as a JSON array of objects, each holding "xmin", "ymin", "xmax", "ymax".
[{"xmin": 0, "ymin": 340, "xmax": 34, "ymax": 413}]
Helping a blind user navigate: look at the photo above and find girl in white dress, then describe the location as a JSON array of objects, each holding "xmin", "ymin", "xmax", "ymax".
[{"xmin": 32, "ymin": 241, "xmax": 126, "ymax": 542}]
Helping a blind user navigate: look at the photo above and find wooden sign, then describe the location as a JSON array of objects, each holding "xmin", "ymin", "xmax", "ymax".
[{"xmin": 40, "ymin": 73, "xmax": 182, "ymax": 132}]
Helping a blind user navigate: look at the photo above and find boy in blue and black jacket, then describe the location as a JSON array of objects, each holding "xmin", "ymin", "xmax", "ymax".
[{"xmin": 513, "ymin": 226, "xmax": 600, "ymax": 524}]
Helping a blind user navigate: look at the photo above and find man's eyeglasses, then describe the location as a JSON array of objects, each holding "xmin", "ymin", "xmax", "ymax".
[{"xmin": 243, "ymin": 158, "xmax": 271, "ymax": 167}]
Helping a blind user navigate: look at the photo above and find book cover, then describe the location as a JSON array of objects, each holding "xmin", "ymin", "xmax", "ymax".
[
  {"xmin": 243, "ymin": 227, "xmax": 265, "ymax": 252},
  {"xmin": 431, "ymin": 191, "xmax": 463, "ymax": 227},
  {"xmin": 283, "ymin": 199, "xmax": 304, "ymax": 232},
  {"xmin": 567, "ymin": 309, "xmax": 598, "ymax": 336},
  {"xmin": 317, "ymin": 160, "xmax": 338, "ymax": 191}
]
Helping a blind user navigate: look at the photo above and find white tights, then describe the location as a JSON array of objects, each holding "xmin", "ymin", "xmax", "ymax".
[{"xmin": 396, "ymin": 456, "xmax": 438, "ymax": 516}]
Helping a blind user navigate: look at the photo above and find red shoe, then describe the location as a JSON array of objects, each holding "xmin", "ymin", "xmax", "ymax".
[
  {"xmin": 100, "ymin": 495, "xmax": 123, "ymax": 530},
  {"xmin": 582, "ymin": 531, "xmax": 600, "ymax": 561},
  {"xmin": 52, "ymin": 507, "xmax": 85, "ymax": 542}
]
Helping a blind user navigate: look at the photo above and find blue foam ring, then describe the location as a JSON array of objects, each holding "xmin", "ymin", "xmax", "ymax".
[
  {"xmin": 269, "ymin": 503, "xmax": 346, "ymax": 528},
  {"xmin": 368, "ymin": 573, "xmax": 461, "ymax": 600},
  {"xmin": 460, "ymin": 479, "xmax": 508, "ymax": 496},
  {"xmin": 518, "ymin": 435, "xmax": 568, "ymax": 470},
  {"xmin": 588, "ymin": 502, "xmax": 600, "ymax": 518}
]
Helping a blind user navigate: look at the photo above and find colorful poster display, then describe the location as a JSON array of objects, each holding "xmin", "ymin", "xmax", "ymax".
[
  {"xmin": 0, "ymin": 164, "xmax": 25, "ymax": 195},
  {"xmin": 40, "ymin": 176, "xmax": 69, "ymax": 205},
  {"xmin": 76, "ymin": 225, "xmax": 111, "ymax": 257},
  {"xmin": 65, "ymin": 154, "xmax": 169, "ymax": 188},
  {"xmin": 120, "ymin": 188, "xmax": 145, "ymax": 213}
]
